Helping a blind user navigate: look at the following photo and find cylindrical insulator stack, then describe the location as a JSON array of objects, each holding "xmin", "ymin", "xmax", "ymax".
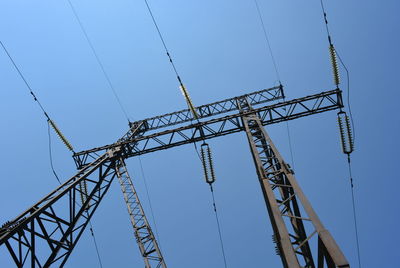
[
  {"xmin": 337, "ymin": 111, "xmax": 354, "ymax": 154},
  {"xmin": 179, "ymin": 84, "xmax": 199, "ymax": 119},
  {"xmin": 48, "ymin": 119, "xmax": 74, "ymax": 152},
  {"xmin": 200, "ymin": 143, "xmax": 216, "ymax": 184},
  {"xmin": 329, "ymin": 44, "xmax": 340, "ymax": 87}
]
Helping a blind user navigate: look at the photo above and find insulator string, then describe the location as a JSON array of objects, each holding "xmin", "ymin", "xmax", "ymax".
[{"xmin": 319, "ymin": 1, "xmax": 361, "ymax": 267}]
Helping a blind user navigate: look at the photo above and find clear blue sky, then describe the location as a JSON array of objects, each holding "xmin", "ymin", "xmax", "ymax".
[{"xmin": 1, "ymin": 0, "xmax": 399, "ymax": 267}]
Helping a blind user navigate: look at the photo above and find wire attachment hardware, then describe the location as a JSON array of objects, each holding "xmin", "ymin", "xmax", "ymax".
[
  {"xmin": 338, "ymin": 111, "xmax": 354, "ymax": 154},
  {"xmin": 200, "ymin": 143, "xmax": 216, "ymax": 184},
  {"xmin": 329, "ymin": 44, "xmax": 340, "ymax": 86},
  {"xmin": 48, "ymin": 119, "xmax": 74, "ymax": 152}
]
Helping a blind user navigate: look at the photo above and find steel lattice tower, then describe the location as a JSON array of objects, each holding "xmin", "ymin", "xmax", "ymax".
[{"xmin": 0, "ymin": 86, "xmax": 350, "ymax": 267}]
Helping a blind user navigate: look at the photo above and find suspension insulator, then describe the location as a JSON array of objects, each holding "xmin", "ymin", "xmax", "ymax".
[
  {"xmin": 48, "ymin": 119, "xmax": 74, "ymax": 151},
  {"xmin": 179, "ymin": 84, "xmax": 199, "ymax": 119},
  {"xmin": 329, "ymin": 44, "xmax": 340, "ymax": 86},
  {"xmin": 337, "ymin": 111, "xmax": 354, "ymax": 154},
  {"xmin": 78, "ymin": 180, "xmax": 90, "ymax": 211},
  {"xmin": 200, "ymin": 143, "xmax": 216, "ymax": 184}
]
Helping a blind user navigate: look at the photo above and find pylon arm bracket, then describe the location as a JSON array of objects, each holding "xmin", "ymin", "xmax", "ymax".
[{"xmin": 74, "ymin": 89, "xmax": 343, "ymax": 168}]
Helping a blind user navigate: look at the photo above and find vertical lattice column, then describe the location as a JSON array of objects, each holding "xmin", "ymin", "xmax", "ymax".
[
  {"xmin": 241, "ymin": 111, "xmax": 349, "ymax": 268},
  {"xmin": 115, "ymin": 158, "xmax": 166, "ymax": 268}
]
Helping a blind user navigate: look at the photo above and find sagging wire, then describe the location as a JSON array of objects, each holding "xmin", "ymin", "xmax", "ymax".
[
  {"xmin": 47, "ymin": 121, "xmax": 62, "ymax": 184},
  {"xmin": 1, "ymin": 40, "xmax": 104, "ymax": 267},
  {"xmin": 66, "ymin": 0, "xmax": 130, "ymax": 122},
  {"xmin": 319, "ymin": 1, "xmax": 361, "ymax": 267}
]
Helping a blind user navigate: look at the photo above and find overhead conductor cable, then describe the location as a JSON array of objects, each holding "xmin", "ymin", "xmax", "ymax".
[
  {"xmin": 66, "ymin": 0, "xmax": 130, "ymax": 122},
  {"xmin": 143, "ymin": 1, "xmax": 227, "ymax": 267},
  {"xmin": 319, "ymin": 1, "xmax": 361, "ymax": 267}
]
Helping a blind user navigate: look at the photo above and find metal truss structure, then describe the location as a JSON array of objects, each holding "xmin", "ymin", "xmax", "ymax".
[
  {"xmin": 240, "ymin": 101, "xmax": 349, "ymax": 267},
  {"xmin": 0, "ymin": 86, "xmax": 349, "ymax": 267},
  {"xmin": 115, "ymin": 157, "xmax": 166, "ymax": 268}
]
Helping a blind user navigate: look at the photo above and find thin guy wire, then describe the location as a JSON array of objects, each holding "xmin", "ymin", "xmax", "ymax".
[
  {"xmin": 253, "ymin": 0, "xmax": 281, "ymax": 82},
  {"xmin": 138, "ymin": 156, "xmax": 163, "ymax": 249},
  {"xmin": 66, "ymin": 0, "xmax": 130, "ymax": 121},
  {"xmin": 347, "ymin": 155, "xmax": 362, "ymax": 268},
  {"xmin": 0, "ymin": 40, "xmax": 50, "ymax": 120},
  {"xmin": 209, "ymin": 185, "xmax": 228, "ymax": 268}
]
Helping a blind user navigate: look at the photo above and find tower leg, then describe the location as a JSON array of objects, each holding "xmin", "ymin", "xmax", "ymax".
[
  {"xmin": 242, "ymin": 113, "xmax": 349, "ymax": 268},
  {"xmin": 115, "ymin": 158, "xmax": 166, "ymax": 268}
]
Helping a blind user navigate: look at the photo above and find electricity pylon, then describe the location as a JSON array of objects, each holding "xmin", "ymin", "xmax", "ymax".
[{"xmin": 0, "ymin": 85, "xmax": 349, "ymax": 267}]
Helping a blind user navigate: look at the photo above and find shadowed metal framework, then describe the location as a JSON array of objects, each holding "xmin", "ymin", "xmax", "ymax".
[{"xmin": 0, "ymin": 86, "xmax": 349, "ymax": 267}]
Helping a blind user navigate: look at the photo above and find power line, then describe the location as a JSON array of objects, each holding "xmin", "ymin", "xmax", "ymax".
[
  {"xmin": 335, "ymin": 49, "xmax": 356, "ymax": 142},
  {"xmin": 346, "ymin": 155, "xmax": 362, "ymax": 268},
  {"xmin": 0, "ymin": 40, "xmax": 50, "ymax": 120},
  {"xmin": 318, "ymin": 1, "xmax": 361, "ymax": 267},
  {"xmin": 88, "ymin": 219, "xmax": 104, "ymax": 268},
  {"xmin": 209, "ymin": 184, "xmax": 228, "ymax": 268},
  {"xmin": 253, "ymin": 0, "xmax": 281, "ymax": 83},
  {"xmin": 66, "ymin": 0, "xmax": 130, "ymax": 122},
  {"xmin": 143, "ymin": 0, "xmax": 184, "ymax": 86},
  {"xmin": 252, "ymin": 2, "xmax": 297, "ymax": 170},
  {"xmin": 47, "ymin": 121, "xmax": 62, "ymax": 184}
]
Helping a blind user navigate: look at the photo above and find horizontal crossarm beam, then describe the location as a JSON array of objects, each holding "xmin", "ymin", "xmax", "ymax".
[
  {"xmin": 74, "ymin": 89, "xmax": 343, "ymax": 167},
  {"xmin": 130, "ymin": 86, "xmax": 284, "ymax": 132}
]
